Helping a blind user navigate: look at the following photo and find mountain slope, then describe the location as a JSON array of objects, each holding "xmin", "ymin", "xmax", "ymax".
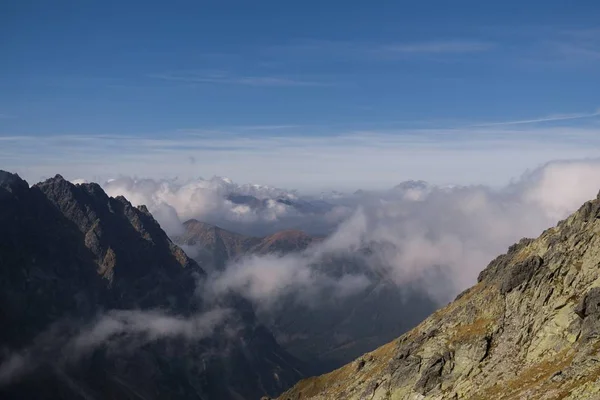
[
  {"xmin": 0, "ymin": 171, "xmax": 304, "ymax": 400},
  {"xmin": 277, "ymin": 191, "xmax": 600, "ymax": 399}
]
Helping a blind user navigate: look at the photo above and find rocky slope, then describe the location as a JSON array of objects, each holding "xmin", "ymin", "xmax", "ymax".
[
  {"xmin": 277, "ymin": 191, "xmax": 600, "ymax": 399},
  {"xmin": 0, "ymin": 171, "xmax": 304, "ymax": 400}
]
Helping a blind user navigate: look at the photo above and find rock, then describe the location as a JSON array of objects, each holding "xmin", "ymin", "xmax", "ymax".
[
  {"xmin": 574, "ymin": 287, "xmax": 600, "ymax": 319},
  {"xmin": 414, "ymin": 352, "xmax": 453, "ymax": 395},
  {"xmin": 500, "ymin": 255, "xmax": 544, "ymax": 294},
  {"xmin": 575, "ymin": 287, "xmax": 600, "ymax": 341}
]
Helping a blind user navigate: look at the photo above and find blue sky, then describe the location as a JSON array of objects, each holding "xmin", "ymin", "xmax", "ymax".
[{"xmin": 1, "ymin": 1, "xmax": 599, "ymax": 190}]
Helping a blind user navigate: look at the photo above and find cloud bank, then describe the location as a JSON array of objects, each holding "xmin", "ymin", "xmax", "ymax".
[{"xmin": 101, "ymin": 159, "xmax": 600, "ymax": 307}]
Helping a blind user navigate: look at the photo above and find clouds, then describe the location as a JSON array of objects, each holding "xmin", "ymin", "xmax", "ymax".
[
  {"xmin": 0, "ymin": 308, "xmax": 232, "ymax": 387},
  {"xmin": 102, "ymin": 175, "xmax": 347, "ymax": 236},
  {"xmin": 116, "ymin": 158, "xmax": 600, "ymax": 308},
  {"xmin": 317, "ymin": 159, "xmax": 600, "ymax": 300},
  {"xmin": 207, "ymin": 252, "xmax": 370, "ymax": 310},
  {"xmin": 70, "ymin": 308, "xmax": 232, "ymax": 352}
]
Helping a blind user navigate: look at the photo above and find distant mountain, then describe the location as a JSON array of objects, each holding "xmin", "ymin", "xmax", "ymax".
[
  {"xmin": 277, "ymin": 191, "xmax": 600, "ymax": 399},
  {"xmin": 176, "ymin": 220, "xmax": 321, "ymax": 270},
  {"xmin": 177, "ymin": 220, "xmax": 437, "ymax": 374},
  {"xmin": 177, "ymin": 219, "xmax": 262, "ymax": 271},
  {"xmin": 0, "ymin": 171, "xmax": 304, "ymax": 400}
]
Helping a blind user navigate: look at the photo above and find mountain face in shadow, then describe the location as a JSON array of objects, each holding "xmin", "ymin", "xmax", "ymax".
[
  {"xmin": 0, "ymin": 171, "xmax": 304, "ymax": 400},
  {"xmin": 277, "ymin": 191, "xmax": 600, "ymax": 400},
  {"xmin": 177, "ymin": 220, "xmax": 437, "ymax": 374}
]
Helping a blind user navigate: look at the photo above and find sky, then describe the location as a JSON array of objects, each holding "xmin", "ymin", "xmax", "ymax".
[{"xmin": 1, "ymin": 1, "xmax": 600, "ymax": 190}]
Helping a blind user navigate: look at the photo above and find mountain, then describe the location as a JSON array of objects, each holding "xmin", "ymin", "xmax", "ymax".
[
  {"xmin": 176, "ymin": 220, "xmax": 320, "ymax": 270},
  {"xmin": 0, "ymin": 171, "xmax": 304, "ymax": 400},
  {"xmin": 178, "ymin": 221, "xmax": 437, "ymax": 375},
  {"xmin": 276, "ymin": 191, "xmax": 600, "ymax": 399},
  {"xmin": 177, "ymin": 219, "xmax": 263, "ymax": 271}
]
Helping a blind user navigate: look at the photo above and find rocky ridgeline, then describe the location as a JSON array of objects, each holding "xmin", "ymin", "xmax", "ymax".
[{"xmin": 277, "ymin": 191, "xmax": 600, "ymax": 399}]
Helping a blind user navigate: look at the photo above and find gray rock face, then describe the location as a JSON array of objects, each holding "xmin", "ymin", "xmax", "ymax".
[
  {"xmin": 278, "ymin": 193, "xmax": 600, "ymax": 400},
  {"xmin": 575, "ymin": 287, "xmax": 600, "ymax": 341},
  {"xmin": 500, "ymin": 255, "xmax": 544, "ymax": 294},
  {"xmin": 414, "ymin": 352, "xmax": 452, "ymax": 395}
]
